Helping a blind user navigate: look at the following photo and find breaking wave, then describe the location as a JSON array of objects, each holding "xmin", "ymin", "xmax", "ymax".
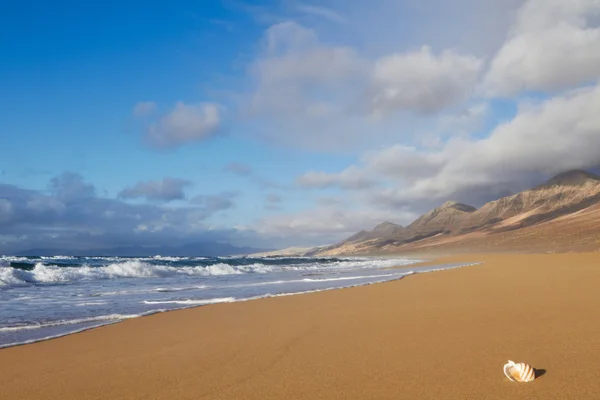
[{"xmin": 0, "ymin": 257, "xmax": 411, "ymax": 289}]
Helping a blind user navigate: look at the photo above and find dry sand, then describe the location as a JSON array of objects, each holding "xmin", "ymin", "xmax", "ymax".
[{"xmin": 2, "ymin": 253, "xmax": 600, "ymax": 399}]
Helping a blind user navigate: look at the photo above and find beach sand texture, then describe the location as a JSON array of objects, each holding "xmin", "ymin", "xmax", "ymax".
[{"xmin": 2, "ymin": 253, "xmax": 600, "ymax": 399}]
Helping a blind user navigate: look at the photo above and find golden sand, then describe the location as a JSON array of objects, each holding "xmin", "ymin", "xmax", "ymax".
[{"xmin": 2, "ymin": 253, "xmax": 600, "ymax": 399}]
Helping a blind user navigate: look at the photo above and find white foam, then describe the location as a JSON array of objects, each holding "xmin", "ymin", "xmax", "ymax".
[
  {"xmin": 221, "ymin": 273, "xmax": 408, "ymax": 289},
  {"xmin": 0, "ymin": 262, "xmax": 479, "ymax": 349},
  {"xmin": 0, "ymin": 313, "xmax": 151, "ymax": 332},
  {"xmin": 155, "ymin": 285, "xmax": 208, "ymax": 293},
  {"xmin": 0, "ymin": 261, "xmax": 246, "ymax": 288},
  {"xmin": 0, "ymin": 257, "xmax": 418, "ymax": 289},
  {"xmin": 143, "ymin": 297, "xmax": 235, "ymax": 305},
  {"xmin": 149, "ymin": 255, "xmax": 186, "ymax": 261},
  {"xmin": 0, "ymin": 309, "xmax": 169, "ymax": 349},
  {"xmin": 299, "ymin": 273, "xmax": 401, "ymax": 283},
  {"xmin": 0, "ymin": 322, "xmax": 119, "ymax": 349}
]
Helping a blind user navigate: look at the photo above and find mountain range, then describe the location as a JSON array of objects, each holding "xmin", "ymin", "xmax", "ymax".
[{"xmin": 314, "ymin": 170, "xmax": 600, "ymax": 255}]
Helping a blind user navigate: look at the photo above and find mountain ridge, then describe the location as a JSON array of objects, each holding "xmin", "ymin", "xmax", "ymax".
[
  {"xmin": 536, "ymin": 170, "xmax": 600, "ymax": 189},
  {"xmin": 315, "ymin": 170, "xmax": 600, "ymax": 256}
]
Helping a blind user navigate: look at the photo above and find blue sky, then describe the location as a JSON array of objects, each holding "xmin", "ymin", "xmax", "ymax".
[{"xmin": 1, "ymin": 0, "xmax": 600, "ymax": 252}]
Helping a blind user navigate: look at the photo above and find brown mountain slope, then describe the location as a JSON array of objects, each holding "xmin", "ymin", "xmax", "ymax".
[
  {"xmin": 317, "ymin": 170, "xmax": 600, "ymax": 256},
  {"xmin": 460, "ymin": 170, "xmax": 600, "ymax": 233},
  {"xmin": 343, "ymin": 222, "xmax": 405, "ymax": 243},
  {"xmin": 407, "ymin": 201, "xmax": 476, "ymax": 236},
  {"xmin": 386, "ymin": 201, "xmax": 600, "ymax": 254}
]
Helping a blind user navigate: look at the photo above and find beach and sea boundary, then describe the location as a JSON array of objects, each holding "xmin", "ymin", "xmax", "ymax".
[{"xmin": 2, "ymin": 252, "xmax": 600, "ymax": 399}]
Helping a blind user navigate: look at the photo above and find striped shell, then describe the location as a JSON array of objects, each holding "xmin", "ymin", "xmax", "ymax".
[{"xmin": 503, "ymin": 360, "xmax": 536, "ymax": 383}]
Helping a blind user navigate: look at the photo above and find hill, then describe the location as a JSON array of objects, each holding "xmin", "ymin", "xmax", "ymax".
[{"xmin": 316, "ymin": 170, "xmax": 600, "ymax": 255}]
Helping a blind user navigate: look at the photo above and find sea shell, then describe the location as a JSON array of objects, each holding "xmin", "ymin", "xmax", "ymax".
[{"xmin": 503, "ymin": 360, "xmax": 536, "ymax": 383}]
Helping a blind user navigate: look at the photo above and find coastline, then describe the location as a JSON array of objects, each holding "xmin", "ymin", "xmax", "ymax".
[
  {"xmin": 0, "ymin": 256, "xmax": 454, "ymax": 350},
  {"xmin": 2, "ymin": 253, "xmax": 600, "ymax": 399}
]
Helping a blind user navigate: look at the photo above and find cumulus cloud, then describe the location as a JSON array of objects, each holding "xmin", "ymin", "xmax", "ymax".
[
  {"xmin": 371, "ymin": 46, "xmax": 483, "ymax": 116},
  {"xmin": 119, "ymin": 178, "xmax": 192, "ymax": 202},
  {"xmin": 362, "ymin": 145, "xmax": 445, "ymax": 183},
  {"xmin": 249, "ymin": 21, "xmax": 365, "ymax": 117},
  {"xmin": 244, "ymin": 21, "xmax": 485, "ymax": 150},
  {"xmin": 132, "ymin": 101, "xmax": 157, "ymax": 117},
  {"xmin": 484, "ymin": 0, "xmax": 600, "ymax": 96},
  {"xmin": 146, "ymin": 102, "xmax": 222, "ymax": 148}
]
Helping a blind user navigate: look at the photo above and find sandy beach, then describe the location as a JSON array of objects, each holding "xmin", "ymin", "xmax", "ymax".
[{"xmin": 2, "ymin": 252, "xmax": 600, "ymax": 399}]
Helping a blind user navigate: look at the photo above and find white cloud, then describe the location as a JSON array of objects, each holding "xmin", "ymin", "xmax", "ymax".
[
  {"xmin": 371, "ymin": 46, "xmax": 483, "ymax": 115},
  {"xmin": 243, "ymin": 21, "xmax": 372, "ymax": 149},
  {"xmin": 362, "ymin": 145, "xmax": 445, "ymax": 183},
  {"xmin": 132, "ymin": 101, "xmax": 157, "ymax": 117},
  {"xmin": 415, "ymin": 102, "xmax": 489, "ymax": 148},
  {"xmin": 297, "ymin": 83, "xmax": 600, "ymax": 203},
  {"xmin": 249, "ymin": 21, "xmax": 364, "ymax": 117},
  {"xmin": 484, "ymin": 0, "xmax": 600, "ymax": 96},
  {"xmin": 147, "ymin": 102, "xmax": 222, "ymax": 148},
  {"xmin": 244, "ymin": 21, "xmax": 483, "ymax": 150}
]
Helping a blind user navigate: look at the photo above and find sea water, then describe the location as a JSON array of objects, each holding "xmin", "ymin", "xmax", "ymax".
[{"xmin": 0, "ymin": 255, "xmax": 468, "ymax": 348}]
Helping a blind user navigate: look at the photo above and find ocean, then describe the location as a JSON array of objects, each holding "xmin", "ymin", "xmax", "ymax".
[{"xmin": 0, "ymin": 255, "xmax": 469, "ymax": 348}]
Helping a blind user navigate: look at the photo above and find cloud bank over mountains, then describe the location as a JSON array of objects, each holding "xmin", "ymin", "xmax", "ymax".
[{"xmin": 250, "ymin": 0, "xmax": 600, "ymax": 242}]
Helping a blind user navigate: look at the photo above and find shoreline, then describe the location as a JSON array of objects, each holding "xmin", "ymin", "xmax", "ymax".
[
  {"xmin": 2, "ymin": 252, "xmax": 600, "ymax": 399},
  {"xmin": 0, "ymin": 257, "xmax": 469, "ymax": 350}
]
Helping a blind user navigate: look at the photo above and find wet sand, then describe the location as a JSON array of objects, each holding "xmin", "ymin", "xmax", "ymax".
[{"xmin": 2, "ymin": 253, "xmax": 600, "ymax": 399}]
